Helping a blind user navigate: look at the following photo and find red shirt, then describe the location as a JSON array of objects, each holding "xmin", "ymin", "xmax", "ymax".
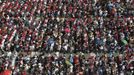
[
  {"xmin": 0, "ymin": 70, "xmax": 11, "ymax": 75},
  {"xmin": 21, "ymin": 71, "xmax": 27, "ymax": 75}
]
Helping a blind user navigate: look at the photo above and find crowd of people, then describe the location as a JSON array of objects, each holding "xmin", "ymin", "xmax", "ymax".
[
  {"xmin": 0, "ymin": 52, "xmax": 134, "ymax": 75},
  {"xmin": 0, "ymin": 0, "xmax": 133, "ymax": 53},
  {"xmin": 0, "ymin": 0, "xmax": 134, "ymax": 75}
]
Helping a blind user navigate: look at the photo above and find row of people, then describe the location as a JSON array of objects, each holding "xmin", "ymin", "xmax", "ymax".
[{"xmin": 0, "ymin": 52, "xmax": 133, "ymax": 75}]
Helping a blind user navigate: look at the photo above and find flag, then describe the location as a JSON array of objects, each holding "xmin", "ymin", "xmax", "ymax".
[
  {"xmin": 121, "ymin": 39, "xmax": 128, "ymax": 45},
  {"xmin": 65, "ymin": 60, "xmax": 72, "ymax": 66},
  {"xmin": 65, "ymin": 28, "xmax": 70, "ymax": 33},
  {"xmin": 69, "ymin": 56, "xmax": 73, "ymax": 64},
  {"xmin": 47, "ymin": 38, "xmax": 55, "ymax": 45}
]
